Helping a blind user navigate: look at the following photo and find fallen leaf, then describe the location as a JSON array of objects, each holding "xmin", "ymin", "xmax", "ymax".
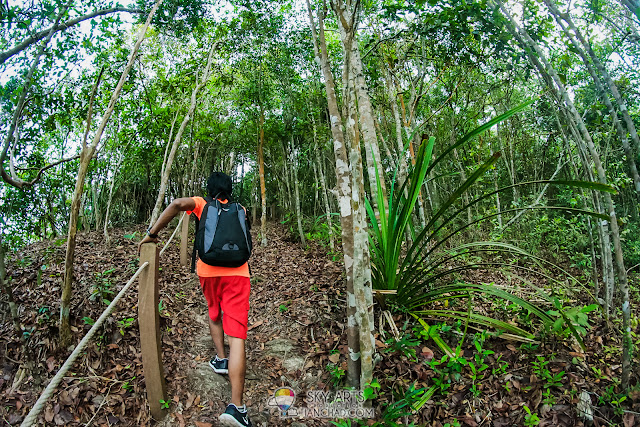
[
  {"xmin": 248, "ymin": 320, "xmax": 264, "ymax": 331},
  {"xmin": 176, "ymin": 413, "xmax": 186, "ymax": 427},
  {"xmin": 328, "ymin": 353, "xmax": 340, "ymax": 363},
  {"xmin": 194, "ymin": 422, "xmax": 212, "ymax": 427},
  {"xmin": 421, "ymin": 346, "xmax": 434, "ymax": 361},
  {"xmin": 45, "ymin": 406, "xmax": 55, "ymax": 422},
  {"xmin": 46, "ymin": 356, "xmax": 56, "ymax": 372},
  {"xmin": 623, "ymin": 413, "xmax": 635, "ymax": 427}
]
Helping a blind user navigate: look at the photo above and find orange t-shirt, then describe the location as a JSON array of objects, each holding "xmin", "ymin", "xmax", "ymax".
[{"xmin": 187, "ymin": 197, "xmax": 250, "ymax": 278}]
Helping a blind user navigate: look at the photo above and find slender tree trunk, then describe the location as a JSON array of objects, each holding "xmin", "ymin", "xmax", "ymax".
[
  {"xmin": 315, "ymin": 143, "xmax": 335, "ymax": 251},
  {"xmin": 104, "ymin": 150, "xmax": 125, "ymax": 243},
  {"xmin": 149, "ymin": 40, "xmax": 218, "ymax": 226},
  {"xmin": 396, "ymin": 80, "xmax": 428, "ymax": 226},
  {"xmin": 312, "ymin": 157, "xmax": 320, "ymax": 216},
  {"xmin": 349, "ymin": 39, "xmax": 387, "ymax": 217},
  {"xmin": 291, "ymin": 137, "xmax": 306, "ymax": 247},
  {"xmin": 331, "ymin": 0, "xmax": 375, "ymax": 388},
  {"xmin": 161, "ymin": 110, "xmax": 180, "ymax": 180},
  {"xmin": 60, "ymin": 0, "xmax": 163, "ymax": 346},
  {"xmin": 385, "ymin": 67, "xmax": 409, "ymax": 189},
  {"xmin": 557, "ymin": 111, "xmax": 604, "ymax": 300},
  {"xmin": 92, "ymin": 178, "xmax": 102, "ymax": 231},
  {"xmin": 306, "ymin": 0, "xmax": 360, "ymax": 387},
  {"xmin": 374, "ymin": 116, "xmax": 397, "ymax": 172},
  {"xmin": 310, "ymin": 102, "xmax": 335, "ymax": 248},
  {"xmin": 258, "ymin": 107, "xmax": 268, "ymax": 247},
  {"xmin": 496, "ymin": 0, "xmax": 632, "ymax": 389}
]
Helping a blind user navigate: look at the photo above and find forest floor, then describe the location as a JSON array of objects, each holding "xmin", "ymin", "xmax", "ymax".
[{"xmin": 0, "ymin": 221, "xmax": 639, "ymax": 426}]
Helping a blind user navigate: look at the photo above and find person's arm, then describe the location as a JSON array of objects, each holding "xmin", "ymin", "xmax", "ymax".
[{"xmin": 138, "ymin": 197, "xmax": 196, "ymax": 247}]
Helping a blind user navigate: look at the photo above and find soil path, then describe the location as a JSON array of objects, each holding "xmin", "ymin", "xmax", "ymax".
[{"xmin": 157, "ymin": 222, "xmax": 345, "ymax": 427}]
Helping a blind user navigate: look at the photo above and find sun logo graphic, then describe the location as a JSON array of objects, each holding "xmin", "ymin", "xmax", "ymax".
[{"xmin": 267, "ymin": 387, "xmax": 297, "ymax": 417}]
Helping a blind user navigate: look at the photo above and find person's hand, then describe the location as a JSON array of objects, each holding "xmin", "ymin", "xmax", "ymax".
[{"xmin": 138, "ymin": 234, "xmax": 159, "ymax": 253}]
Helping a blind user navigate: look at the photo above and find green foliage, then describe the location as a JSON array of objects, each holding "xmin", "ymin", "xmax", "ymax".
[
  {"xmin": 531, "ymin": 354, "xmax": 565, "ymax": 388},
  {"xmin": 122, "ymin": 376, "xmax": 136, "ymax": 392},
  {"xmin": 384, "ymin": 334, "xmax": 420, "ymax": 361},
  {"xmin": 599, "ymin": 383, "xmax": 628, "ymax": 416},
  {"xmin": 548, "ymin": 300, "xmax": 598, "ymax": 340},
  {"xmin": 468, "ymin": 332, "xmax": 494, "ymax": 397},
  {"xmin": 523, "ymin": 405, "xmax": 540, "ymax": 426},
  {"xmin": 363, "ymin": 379, "xmax": 381, "ymax": 401},
  {"xmin": 90, "ymin": 268, "xmax": 115, "ymax": 305},
  {"xmin": 326, "ymin": 363, "xmax": 345, "ymax": 387},
  {"xmin": 371, "ymin": 383, "xmax": 425, "ymax": 426},
  {"xmin": 117, "ymin": 317, "xmax": 135, "ymax": 335}
]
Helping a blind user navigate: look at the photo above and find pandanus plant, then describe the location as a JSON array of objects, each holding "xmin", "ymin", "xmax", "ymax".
[{"xmin": 366, "ymin": 100, "xmax": 615, "ymax": 343}]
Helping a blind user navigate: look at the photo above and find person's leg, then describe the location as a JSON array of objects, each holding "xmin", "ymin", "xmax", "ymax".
[
  {"xmin": 209, "ymin": 317, "xmax": 226, "ymax": 359},
  {"xmin": 227, "ymin": 336, "xmax": 246, "ymax": 407},
  {"xmin": 200, "ymin": 276, "xmax": 227, "ymax": 365}
]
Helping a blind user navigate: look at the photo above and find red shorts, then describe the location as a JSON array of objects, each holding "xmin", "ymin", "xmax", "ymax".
[{"xmin": 199, "ymin": 276, "xmax": 251, "ymax": 340}]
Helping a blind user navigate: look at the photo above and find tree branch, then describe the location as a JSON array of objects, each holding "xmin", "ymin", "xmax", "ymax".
[
  {"xmin": 0, "ymin": 6, "xmax": 142, "ymax": 64},
  {"xmin": 1, "ymin": 154, "xmax": 81, "ymax": 189},
  {"xmin": 363, "ymin": 30, "xmax": 406, "ymax": 59}
]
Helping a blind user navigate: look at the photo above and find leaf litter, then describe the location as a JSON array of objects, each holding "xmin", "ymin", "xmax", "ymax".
[{"xmin": 0, "ymin": 223, "xmax": 638, "ymax": 426}]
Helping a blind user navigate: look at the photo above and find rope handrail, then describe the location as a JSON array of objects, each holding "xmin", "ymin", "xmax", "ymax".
[
  {"xmin": 160, "ymin": 211, "xmax": 186, "ymax": 257},
  {"xmin": 20, "ymin": 261, "xmax": 150, "ymax": 427}
]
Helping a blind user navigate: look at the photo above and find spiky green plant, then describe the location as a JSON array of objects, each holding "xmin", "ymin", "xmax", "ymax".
[{"xmin": 366, "ymin": 100, "xmax": 615, "ymax": 341}]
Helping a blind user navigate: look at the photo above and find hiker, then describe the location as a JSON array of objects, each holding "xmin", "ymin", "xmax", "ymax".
[{"xmin": 139, "ymin": 172, "xmax": 253, "ymax": 427}]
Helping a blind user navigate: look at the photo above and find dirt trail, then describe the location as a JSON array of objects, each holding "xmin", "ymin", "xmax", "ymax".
[{"xmin": 157, "ymin": 222, "xmax": 345, "ymax": 427}]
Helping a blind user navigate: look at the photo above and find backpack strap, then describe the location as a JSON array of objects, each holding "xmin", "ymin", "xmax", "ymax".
[
  {"xmin": 191, "ymin": 196, "xmax": 215, "ymax": 273},
  {"xmin": 191, "ymin": 213, "xmax": 199, "ymax": 273}
]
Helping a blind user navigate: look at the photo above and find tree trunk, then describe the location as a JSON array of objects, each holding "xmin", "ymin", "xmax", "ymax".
[
  {"xmin": 330, "ymin": 0, "xmax": 375, "ymax": 388},
  {"xmin": 149, "ymin": 40, "xmax": 218, "ymax": 226},
  {"xmin": 258, "ymin": 107, "xmax": 268, "ymax": 247},
  {"xmin": 291, "ymin": 137, "xmax": 306, "ymax": 247},
  {"xmin": 59, "ymin": 0, "xmax": 163, "ymax": 346},
  {"xmin": 349, "ymin": 40, "xmax": 387, "ymax": 217},
  {"xmin": 104, "ymin": 150, "xmax": 125, "ymax": 244},
  {"xmin": 385, "ymin": 67, "xmax": 409, "ymax": 190},
  {"xmin": 315, "ymin": 142, "xmax": 335, "ymax": 251},
  {"xmin": 306, "ymin": 0, "xmax": 360, "ymax": 387},
  {"xmin": 395, "ymin": 80, "xmax": 428, "ymax": 226}
]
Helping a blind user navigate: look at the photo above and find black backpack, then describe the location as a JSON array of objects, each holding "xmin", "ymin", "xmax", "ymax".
[{"xmin": 192, "ymin": 197, "xmax": 252, "ymax": 271}]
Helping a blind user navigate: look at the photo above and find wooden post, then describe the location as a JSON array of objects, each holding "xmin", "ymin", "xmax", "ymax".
[
  {"xmin": 138, "ymin": 243, "xmax": 167, "ymax": 420},
  {"xmin": 180, "ymin": 214, "xmax": 189, "ymax": 266}
]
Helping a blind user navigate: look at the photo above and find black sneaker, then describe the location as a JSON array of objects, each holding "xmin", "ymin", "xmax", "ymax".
[
  {"xmin": 209, "ymin": 355, "xmax": 228, "ymax": 374},
  {"xmin": 219, "ymin": 404, "xmax": 252, "ymax": 427}
]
